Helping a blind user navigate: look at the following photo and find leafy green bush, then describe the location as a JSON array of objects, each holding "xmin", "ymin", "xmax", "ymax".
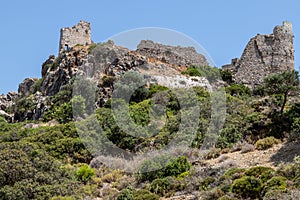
[
  {"xmin": 225, "ymin": 84, "xmax": 251, "ymax": 96},
  {"xmin": 199, "ymin": 176, "xmax": 216, "ymax": 191},
  {"xmin": 163, "ymin": 156, "xmax": 192, "ymax": 177},
  {"xmin": 137, "ymin": 156, "xmax": 191, "ymax": 182},
  {"xmin": 290, "ymin": 117, "xmax": 300, "ymax": 140},
  {"xmin": 133, "ymin": 189, "xmax": 159, "ymax": 200},
  {"xmin": 0, "ymin": 116, "xmax": 7, "ymax": 123},
  {"xmin": 76, "ymin": 164, "xmax": 95, "ymax": 183},
  {"xmin": 116, "ymin": 188, "xmax": 134, "ymax": 200},
  {"xmin": 255, "ymin": 136, "xmax": 280, "ymax": 150},
  {"xmin": 181, "ymin": 65, "xmax": 202, "ymax": 76},
  {"xmin": 230, "ymin": 176, "xmax": 262, "ymax": 199},
  {"xmin": 149, "ymin": 177, "xmax": 172, "ymax": 196},
  {"xmin": 262, "ymin": 176, "xmax": 287, "ymax": 196},
  {"xmin": 221, "ymin": 168, "xmax": 246, "ymax": 181},
  {"xmin": 182, "ymin": 65, "xmax": 221, "ymax": 81},
  {"xmin": 148, "ymin": 85, "xmax": 169, "ymax": 97},
  {"xmin": 220, "ymin": 69, "xmax": 234, "ymax": 84},
  {"xmin": 244, "ymin": 166, "xmax": 274, "ymax": 183}
]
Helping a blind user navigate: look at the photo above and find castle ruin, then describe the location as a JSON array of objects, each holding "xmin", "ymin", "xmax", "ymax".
[
  {"xmin": 59, "ymin": 20, "xmax": 92, "ymax": 53},
  {"xmin": 222, "ymin": 21, "xmax": 294, "ymax": 88}
]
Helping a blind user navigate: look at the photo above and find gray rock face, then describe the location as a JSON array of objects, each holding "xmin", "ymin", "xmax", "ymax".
[
  {"xmin": 0, "ymin": 91, "xmax": 18, "ymax": 110},
  {"xmin": 137, "ymin": 40, "xmax": 209, "ymax": 67},
  {"xmin": 59, "ymin": 20, "xmax": 92, "ymax": 53},
  {"xmin": 18, "ymin": 78, "xmax": 38, "ymax": 96},
  {"xmin": 222, "ymin": 21, "xmax": 294, "ymax": 88},
  {"xmin": 41, "ymin": 46, "xmax": 89, "ymax": 96},
  {"xmin": 0, "ymin": 91, "xmax": 18, "ymax": 121}
]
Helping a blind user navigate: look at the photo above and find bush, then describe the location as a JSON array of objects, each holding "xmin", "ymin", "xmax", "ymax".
[
  {"xmin": 199, "ymin": 176, "xmax": 216, "ymax": 191},
  {"xmin": 225, "ymin": 84, "xmax": 251, "ymax": 96},
  {"xmin": 133, "ymin": 189, "xmax": 159, "ymax": 200},
  {"xmin": 148, "ymin": 85, "xmax": 169, "ymax": 97},
  {"xmin": 221, "ymin": 69, "xmax": 233, "ymax": 84},
  {"xmin": 221, "ymin": 168, "xmax": 245, "ymax": 181},
  {"xmin": 137, "ymin": 156, "xmax": 191, "ymax": 182},
  {"xmin": 182, "ymin": 65, "xmax": 221, "ymax": 81},
  {"xmin": 230, "ymin": 176, "xmax": 262, "ymax": 199},
  {"xmin": 101, "ymin": 170, "xmax": 123, "ymax": 183},
  {"xmin": 181, "ymin": 65, "xmax": 202, "ymax": 76},
  {"xmin": 0, "ymin": 116, "xmax": 7, "ymax": 123},
  {"xmin": 290, "ymin": 117, "xmax": 300, "ymax": 140},
  {"xmin": 262, "ymin": 176, "xmax": 287, "ymax": 196},
  {"xmin": 163, "ymin": 156, "xmax": 192, "ymax": 178},
  {"xmin": 116, "ymin": 188, "xmax": 134, "ymax": 200},
  {"xmin": 245, "ymin": 166, "xmax": 274, "ymax": 183},
  {"xmin": 255, "ymin": 137, "xmax": 280, "ymax": 150},
  {"xmin": 76, "ymin": 164, "xmax": 95, "ymax": 183},
  {"xmin": 149, "ymin": 177, "xmax": 172, "ymax": 196}
]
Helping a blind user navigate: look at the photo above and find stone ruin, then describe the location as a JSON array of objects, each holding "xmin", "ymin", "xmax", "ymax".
[
  {"xmin": 59, "ymin": 20, "xmax": 92, "ymax": 53},
  {"xmin": 222, "ymin": 21, "xmax": 294, "ymax": 88}
]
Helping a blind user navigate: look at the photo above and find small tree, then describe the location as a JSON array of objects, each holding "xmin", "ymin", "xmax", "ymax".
[{"xmin": 263, "ymin": 70, "xmax": 299, "ymax": 114}]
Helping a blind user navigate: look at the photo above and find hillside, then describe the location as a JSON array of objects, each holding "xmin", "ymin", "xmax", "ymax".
[{"xmin": 0, "ymin": 21, "xmax": 300, "ymax": 200}]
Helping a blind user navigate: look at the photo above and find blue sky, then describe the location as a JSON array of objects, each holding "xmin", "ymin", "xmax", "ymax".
[{"xmin": 0, "ymin": 0, "xmax": 299, "ymax": 94}]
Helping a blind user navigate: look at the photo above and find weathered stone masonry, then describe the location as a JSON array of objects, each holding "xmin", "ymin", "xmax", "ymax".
[
  {"xmin": 59, "ymin": 20, "xmax": 92, "ymax": 53},
  {"xmin": 222, "ymin": 21, "xmax": 294, "ymax": 88}
]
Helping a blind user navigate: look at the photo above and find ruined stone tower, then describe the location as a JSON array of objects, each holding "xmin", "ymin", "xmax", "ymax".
[
  {"xmin": 59, "ymin": 20, "xmax": 92, "ymax": 53},
  {"xmin": 222, "ymin": 21, "xmax": 294, "ymax": 88}
]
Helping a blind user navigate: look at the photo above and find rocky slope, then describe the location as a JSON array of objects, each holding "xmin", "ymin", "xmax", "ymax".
[{"xmin": 0, "ymin": 39, "xmax": 213, "ymax": 122}]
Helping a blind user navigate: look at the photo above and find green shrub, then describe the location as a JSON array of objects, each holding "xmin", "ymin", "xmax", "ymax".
[
  {"xmin": 290, "ymin": 117, "xmax": 300, "ymax": 140},
  {"xmin": 149, "ymin": 177, "xmax": 173, "ymax": 196},
  {"xmin": 76, "ymin": 164, "xmax": 95, "ymax": 183},
  {"xmin": 181, "ymin": 65, "xmax": 202, "ymax": 76},
  {"xmin": 199, "ymin": 176, "xmax": 216, "ymax": 191},
  {"xmin": 137, "ymin": 156, "xmax": 191, "ymax": 182},
  {"xmin": 182, "ymin": 65, "xmax": 221, "ymax": 81},
  {"xmin": 255, "ymin": 136, "xmax": 280, "ymax": 150},
  {"xmin": 116, "ymin": 188, "xmax": 134, "ymax": 200},
  {"xmin": 221, "ymin": 69, "xmax": 234, "ymax": 84},
  {"xmin": 133, "ymin": 189, "xmax": 159, "ymax": 200},
  {"xmin": 230, "ymin": 176, "xmax": 262, "ymax": 199},
  {"xmin": 148, "ymin": 85, "xmax": 169, "ymax": 97},
  {"xmin": 222, "ymin": 168, "xmax": 246, "ymax": 181},
  {"xmin": 0, "ymin": 116, "xmax": 7, "ymax": 123},
  {"xmin": 244, "ymin": 166, "xmax": 274, "ymax": 182},
  {"xmin": 225, "ymin": 84, "xmax": 251, "ymax": 96},
  {"xmin": 262, "ymin": 176, "xmax": 287, "ymax": 196},
  {"xmin": 101, "ymin": 75, "xmax": 115, "ymax": 87},
  {"xmin": 163, "ymin": 156, "xmax": 192, "ymax": 178}
]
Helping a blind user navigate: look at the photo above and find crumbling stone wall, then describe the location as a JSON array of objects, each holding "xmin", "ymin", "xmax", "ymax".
[
  {"xmin": 137, "ymin": 40, "xmax": 209, "ymax": 67},
  {"xmin": 59, "ymin": 20, "xmax": 92, "ymax": 53},
  {"xmin": 222, "ymin": 21, "xmax": 294, "ymax": 88}
]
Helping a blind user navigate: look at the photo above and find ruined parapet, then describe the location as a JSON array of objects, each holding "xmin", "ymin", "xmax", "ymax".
[
  {"xmin": 59, "ymin": 20, "xmax": 92, "ymax": 53},
  {"xmin": 222, "ymin": 21, "xmax": 294, "ymax": 88},
  {"xmin": 137, "ymin": 40, "xmax": 209, "ymax": 67}
]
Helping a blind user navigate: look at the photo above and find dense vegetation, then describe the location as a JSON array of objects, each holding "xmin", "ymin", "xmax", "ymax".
[{"xmin": 1, "ymin": 68, "xmax": 300, "ymax": 199}]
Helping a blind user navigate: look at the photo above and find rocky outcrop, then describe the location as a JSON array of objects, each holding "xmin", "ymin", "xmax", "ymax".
[
  {"xmin": 41, "ymin": 46, "xmax": 90, "ymax": 96},
  {"xmin": 18, "ymin": 78, "xmax": 38, "ymax": 97},
  {"xmin": 0, "ymin": 91, "xmax": 18, "ymax": 121},
  {"xmin": 222, "ymin": 21, "xmax": 294, "ymax": 88},
  {"xmin": 1, "ymin": 21, "xmax": 214, "ymax": 122}
]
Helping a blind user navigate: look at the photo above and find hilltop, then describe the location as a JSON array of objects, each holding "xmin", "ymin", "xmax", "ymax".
[{"xmin": 0, "ymin": 21, "xmax": 300, "ymax": 200}]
